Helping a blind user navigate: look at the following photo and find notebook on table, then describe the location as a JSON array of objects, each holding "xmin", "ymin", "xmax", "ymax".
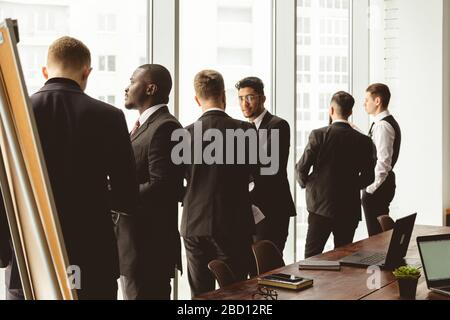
[
  {"xmin": 298, "ymin": 260, "xmax": 341, "ymax": 271},
  {"xmin": 257, "ymin": 273, "xmax": 313, "ymax": 290}
]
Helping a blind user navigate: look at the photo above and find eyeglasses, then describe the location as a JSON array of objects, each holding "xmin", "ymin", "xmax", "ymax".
[
  {"xmin": 238, "ymin": 94, "xmax": 260, "ymax": 104},
  {"xmin": 252, "ymin": 286, "xmax": 278, "ymax": 300}
]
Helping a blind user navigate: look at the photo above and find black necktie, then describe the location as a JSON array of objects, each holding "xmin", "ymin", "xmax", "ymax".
[{"xmin": 368, "ymin": 122, "xmax": 375, "ymax": 138}]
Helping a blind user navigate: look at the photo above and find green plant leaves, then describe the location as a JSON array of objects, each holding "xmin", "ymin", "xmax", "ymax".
[{"xmin": 393, "ymin": 265, "xmax": 421, "ymax": 278}]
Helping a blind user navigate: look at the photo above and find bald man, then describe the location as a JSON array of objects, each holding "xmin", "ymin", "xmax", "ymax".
[{"xmin": 29, "ymin": 36, "xmax": 138, "ymax": 299}]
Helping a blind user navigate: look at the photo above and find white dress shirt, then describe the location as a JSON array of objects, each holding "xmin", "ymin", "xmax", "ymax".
[
  {"xmin": 138, "ymin": 103, "xmax": 166, "ymax": 125},
  {"xmin": 366, "ymin": 110, "xmax": 396, "ymax": 194},
  {"xmin": 253, "ymin": 109, "xmax": 268, "ymax": 130},
  {"xmin": 203, "ymin": 107, "xmax": 226, "ymax": 114},
  {"xmin": 332, "ymin": 119, "xmax": 350, "ymax": 125}
]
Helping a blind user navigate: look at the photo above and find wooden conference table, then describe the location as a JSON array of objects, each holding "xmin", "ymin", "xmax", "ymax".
[{"xmin": 197, "ymin": 225, "xmax": 450, "ymax": 300}]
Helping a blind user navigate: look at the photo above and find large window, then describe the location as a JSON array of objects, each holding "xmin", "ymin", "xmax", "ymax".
[
  {"xmin": 0, "ymin": 0, "xmax": 148, "ymax": 300},
  {"xmin": 179, "ymin": 0, "xmax": 272, "ymax": 127},
  {"xmin": 178, "ymin": 0, "xmax": 273, "ymax": 299},
  {"xmin": 0, "ymin": 0, "xmax": 147, "ymax": 129},
  {"xmin": 296, "ymin": 0, "xmax": 351, "ymax": 259}
]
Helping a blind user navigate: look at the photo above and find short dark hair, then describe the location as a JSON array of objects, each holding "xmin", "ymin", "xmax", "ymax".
[
  {"xmin": 235, "ymin": 77, "xmax": 265, "ymax": 96},
  {"xmin": 138, "ymin": 64, "xmax": 172, "ymax": 104},
  {"xmin": 331, "ymin": 91, "xmax": 355, "ymax": 118},
  {"xmin": 194, "ymin": 70, "xmax": 225, "ymax": 100},
  {"xmin": 48, "ymin": 36, "xmax": 91, "ymax": 70},
  {"xmin": 366, "ymin": 83, "xmax": 391, "ymax": 109}
]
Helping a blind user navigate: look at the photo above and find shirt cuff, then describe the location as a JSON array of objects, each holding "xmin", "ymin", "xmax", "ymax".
[{"xmin": 366, "ymin": 185, "xmax": 376, "ymax": 194}]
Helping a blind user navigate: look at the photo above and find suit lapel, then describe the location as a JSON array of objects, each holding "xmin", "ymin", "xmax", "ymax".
[
  {"xmin": 258, "ymin": 111, "xmax": 272, "ymax": 130},
  {"xmin": 131, "ymin": 106, "xmax": 168, "ymax": 142}
]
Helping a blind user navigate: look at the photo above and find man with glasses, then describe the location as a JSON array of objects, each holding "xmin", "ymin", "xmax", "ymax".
[{"xmin": 236, "ymin": 77, "xmax": 296, "ymax": 255}]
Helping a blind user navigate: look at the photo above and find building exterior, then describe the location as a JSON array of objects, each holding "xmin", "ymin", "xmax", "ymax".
[
  {"xmin": 296, "ymin": 0, "xmax": 351, "ymax": 254},
  {"xmin": 0, "ymin": 0, "xmax": 147, "ymax": 129}
]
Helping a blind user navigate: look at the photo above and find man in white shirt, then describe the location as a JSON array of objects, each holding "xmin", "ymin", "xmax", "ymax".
[{"xmin": 363, "ymin": 83, "xmax": 401, "ymax": 236}]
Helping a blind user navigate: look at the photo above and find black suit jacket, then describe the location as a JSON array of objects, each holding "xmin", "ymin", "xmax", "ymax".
[
  {"xmin": 296, "ymin": 122, "xmax": 375, "ymax": 221},
  {"xmin": 122, "ymin": 106, "xmax": 183, "ymax": 277},
  {"xmin": 251, "ymin": 112, "xmax": 296, "ymax": 219},
  {"xmin": 0, "ymin": 195, "xmax": 11, "ymax": 268},
  {"xmin": 181, "ymin": 110, "xmax": 255, "ymax": 240},
  {"xmin": 31, "ymin": 78, "xmax": 138, "ymax": 282}
]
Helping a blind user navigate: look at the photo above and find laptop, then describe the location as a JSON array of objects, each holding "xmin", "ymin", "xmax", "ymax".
[
  {"xmin": 340, "ymin": 213, "xmax": 417, "ymax": 270},
  {"xmin": 417, "ymin": 234, "xmax": 450, "ymax": 296}
]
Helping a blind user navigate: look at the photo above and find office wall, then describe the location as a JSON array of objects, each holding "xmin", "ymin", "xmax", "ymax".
[
  {"xmin": 443, "ymin": 0, "xmax": 450, "ymax": 226},
  {"xmin": 369, "ymin": 0, "xmax": 447, "ymax": 225}
]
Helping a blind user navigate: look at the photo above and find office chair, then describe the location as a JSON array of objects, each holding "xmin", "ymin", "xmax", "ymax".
[
  {"xmin": 252, "ymin": 240, "xmax": 285, "ymax": 275},
  {"xmin": 208, "ymin": 259, "xmax": 237, "ymax": 288},
  {"xmin": 377, "ymin": 215, "xmax": 395, "ymax": 232}
]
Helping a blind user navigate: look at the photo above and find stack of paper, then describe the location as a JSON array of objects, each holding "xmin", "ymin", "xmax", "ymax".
[{"xmin": 298, "ymin": 260, "xmax": 341, "ymax": 271}]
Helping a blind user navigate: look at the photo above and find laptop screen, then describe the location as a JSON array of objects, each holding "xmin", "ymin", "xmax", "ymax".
[{"xmin": 419, "ymin": 239, "xmax": 450, "ymax": 282}]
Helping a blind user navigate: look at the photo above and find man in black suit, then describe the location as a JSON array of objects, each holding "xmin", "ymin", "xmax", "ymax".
[
  {"xmin": 121, "ymin": 64, "xmax": 183, "ymax": 300},
  {"xmin": 30, "ymin": 36, "xmax": 138, "ymax": 299},
  {"xmin": 236, "ymin": 77, "xmax": 296, "ymax": 254},
  {"xmin": 181, "ymin": 70, "xmax": 255, "ymax": 297},
  {"xmin": 296, "ymin": 91, "xmax": 375, "ymax": 258}
]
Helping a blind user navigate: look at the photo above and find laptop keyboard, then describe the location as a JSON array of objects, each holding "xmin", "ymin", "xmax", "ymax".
[{"xmin": 359, "ymin": 252, "xmax": 386, "ymax": 265}]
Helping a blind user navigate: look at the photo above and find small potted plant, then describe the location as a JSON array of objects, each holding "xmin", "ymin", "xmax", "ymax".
[{"xmin": 393, "ymin": 265, "xmax": 421, "ymax": 299}]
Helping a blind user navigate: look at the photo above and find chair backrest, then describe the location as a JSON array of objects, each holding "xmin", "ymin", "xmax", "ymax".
[
  {"xmin": 252, "ymin": 240, "xmax": 285, "ymax": 275},
  {"xmin": 207, "ymin": 259, "xmax": 236, "ymax": 288},
  {"xmin": 377, "ymin": 215, "xmax": 395, "ymax": 232}
]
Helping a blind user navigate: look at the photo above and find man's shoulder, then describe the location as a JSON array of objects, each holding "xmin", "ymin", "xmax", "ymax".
[
  {"xmin": 311, "ymin": 125, "xmax": 330, "ymax": 136},
  {"xmin": 350, "ymin": 128, "xmax": 373, "ymax": 147},
  {"xmin": 186, "ymin": 113, "xmax": 249, "ymax": 130},
  {"xmin": 154, "ymin": 113, "xmax": 183, "ymax": 132},
  {"xmin": 266, "ymin": 114, "xmax": 289, "ymax": 129},
  {"xmin": 32, "ymin": 87, "xmax": 120, "ymax": 115}
]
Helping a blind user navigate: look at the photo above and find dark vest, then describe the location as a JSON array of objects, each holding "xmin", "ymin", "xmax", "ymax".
[{"xmin": 381, "ymin": 115, "xmax": 401, "ymax": 169}]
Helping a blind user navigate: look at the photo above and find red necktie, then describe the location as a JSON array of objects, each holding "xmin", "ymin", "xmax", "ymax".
[{"xmin": 130, "ymin": 120, "xmax": 140, "ymax": 138}]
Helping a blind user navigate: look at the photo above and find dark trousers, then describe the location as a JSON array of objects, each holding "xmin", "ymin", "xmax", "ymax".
[
  {"xmin": 362, "ymin": 172, "xmax": 396, "ymax": 237},
  {"xmin": 76, "ymin": 279, "xmax": 118, "ymax": 300},
  {"xmin": 183, "ymin": 235, "xmax": 252, "ymax": 298},
  {"xmin": 254, "ymin": 215, "xmax": 291, "ymax": 255},
  {"xmin": 5, "ymin": 263, "xmax": 117, "ymax": 300},
  {"xmin": 120, "ymin": 272, "xmax": 171, "ymax": 300},
  {"xmin": 6, "ymin": 288, "xmax": 24, "ymax": 300},
  {"xmin": 5, "ymin": 281, "xmax": 117, "ymax": 300},
  {"xmin": 5, "ymin": 250, "xmax": 24, "ymax": 300},
  {"xmin": 305, "ymin": 212, "xmax": 359, "ymax": 259}
]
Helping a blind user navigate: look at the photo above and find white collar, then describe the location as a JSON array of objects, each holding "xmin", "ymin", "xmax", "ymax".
[
  {"xmin": 332, "ymin": 119, "xmax": 350, "ymax": 124},
  {"xmin": 139, "ymin": 104, "xmax": 166, "ymax": 125},
  {"xmin": 203, "ymin": 107, "xmax": 226, "ymax": 114},
  {"xmin": 253, "ymin": 109, "xmax": 268, "ymax": 130},
  {"xmin": 373, "ymin": 110, "xmax": 391, "ymax": 122}
]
